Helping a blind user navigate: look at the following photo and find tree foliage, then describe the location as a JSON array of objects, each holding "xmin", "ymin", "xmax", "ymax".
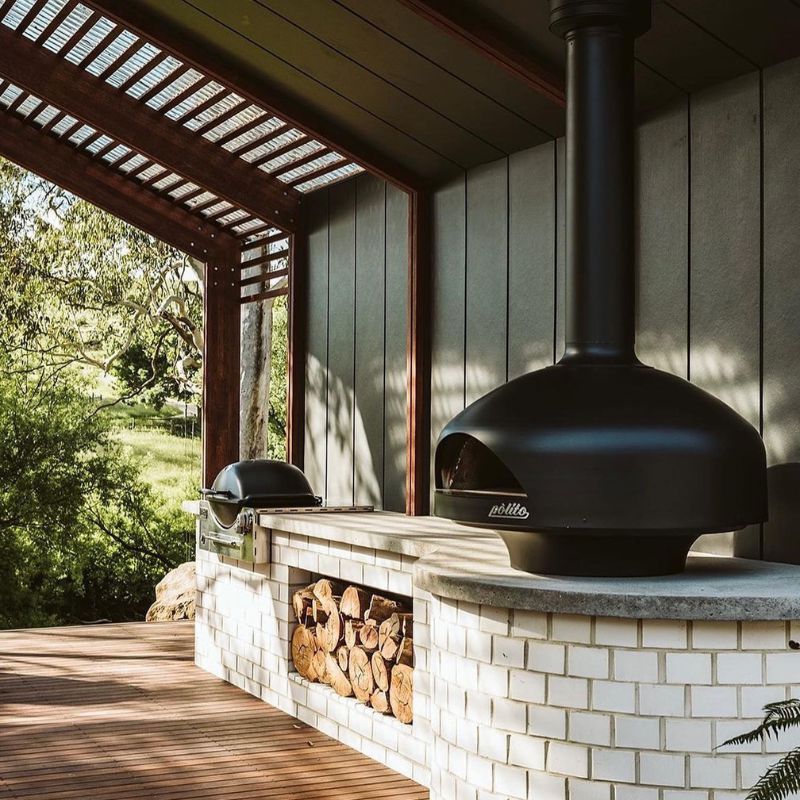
[{"xmin": 0, "ymin": 361, "xmax": 186, "ymax": 627}]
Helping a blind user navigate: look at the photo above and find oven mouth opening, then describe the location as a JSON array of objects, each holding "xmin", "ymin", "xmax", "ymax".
[{"xmin": 436, "ymin": 433, "xmax": 524, "ymax": 497}]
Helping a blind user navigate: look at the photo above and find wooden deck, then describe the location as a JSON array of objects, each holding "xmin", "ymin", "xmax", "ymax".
[{"xmin": 0, "ymin": 622, "xmax": 428, "ymax": 799}]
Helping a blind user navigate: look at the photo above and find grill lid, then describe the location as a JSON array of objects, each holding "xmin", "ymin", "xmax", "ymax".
[
  {"xmin": 203, "ymin": 460, "xmax": 321, "ymax": 528},
  {"xmin": 432, "ymin": 0, "xmax": 768, "ymax": 577}
]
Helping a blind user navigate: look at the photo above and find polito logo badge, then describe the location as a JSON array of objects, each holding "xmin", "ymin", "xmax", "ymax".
[{"xmin": 488, "ymin": 502, "xmax": 530, "ymax": 520}]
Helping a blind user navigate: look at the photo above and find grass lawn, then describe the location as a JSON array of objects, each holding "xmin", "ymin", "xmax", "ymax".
[{"xmin": 114, "ymin": 428, "xmax": 201, "ymax": 506}]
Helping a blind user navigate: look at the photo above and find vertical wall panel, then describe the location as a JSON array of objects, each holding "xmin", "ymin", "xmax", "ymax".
[
  {"xmin": 353, "ymin": 174, "xmax": 386, "ymax": 506},
  {"xmin": 690, "ymin": 73, "xmax": 761, "ymax": 430},
  {"xmin": 465, "ymin": 159, "xmax": 508, "ymax": 405},
  {"xmin": 304, "ymin": 191, "xmax": 329, "ymax": 496},
  {"xmin": 763, "ymin": 57, "xmax": 800, "ymax": 466},
  {"xmin": 762, "ymin": 56, "xmax": 800, "ymax": 563},
  {"xmin": 325, "ymin": 181, "xmax": 357, "ymax": 505},
  {"xmin": 508, "ymin": 143, "xmax": 556, "ymax": 379},
  {"xmin": 429, "ymin": 176, "xmax": 467, "ymax": 496},
  {"xmin": 385, "ymin": 184, "xmax": 410, "ymax": 512},
  {"xmin": 635, "ymin": 98, "xmax": 689, "ymax": 377}
]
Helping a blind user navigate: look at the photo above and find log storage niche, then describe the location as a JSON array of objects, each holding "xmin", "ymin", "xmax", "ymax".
[{"xmin": 291, "ymin": 577, "xmax": 414, "ymax": 724}]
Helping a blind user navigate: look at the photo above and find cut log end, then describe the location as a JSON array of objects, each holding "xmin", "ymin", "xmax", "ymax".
[
  {"xmin": 291, "ymin": 625, "xmax": 317, "ymax": 681},
  {"xmin": 348, "ymin": 645, "xmax": 375, "ymax": 703},
  {"xmin": 389, "ymin": 663, "xmax": 413, "ymax": 724}
]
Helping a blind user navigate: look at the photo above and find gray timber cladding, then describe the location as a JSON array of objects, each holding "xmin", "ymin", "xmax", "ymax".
[
  {"xmin": 429, "ymin": 56, "xmax": 800, "ymax": 564},
  {"xmin": 303, "ymin": 174, "xmax": 408, "ymax": 512}
]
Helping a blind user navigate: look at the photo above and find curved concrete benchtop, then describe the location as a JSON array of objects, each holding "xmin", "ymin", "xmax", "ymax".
[{"xmin": 187, "ymin": 503, "xmax": 800, "ymax": 621}]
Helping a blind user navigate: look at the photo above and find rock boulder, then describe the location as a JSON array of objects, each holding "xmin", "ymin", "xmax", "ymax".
[{"xmin": 146, "ymin": 561, "xmax": 196, "ymax": 622}]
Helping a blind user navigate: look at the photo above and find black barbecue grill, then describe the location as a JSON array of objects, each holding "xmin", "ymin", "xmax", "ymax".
[{"xmin": 199, "ymin": 460, "xmax": 322, "ymax": 561}]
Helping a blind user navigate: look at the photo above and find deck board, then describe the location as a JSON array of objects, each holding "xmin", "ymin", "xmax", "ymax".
[{"xmin": 0, "ymin": 622, "xmax": 428, "ymax": 799}]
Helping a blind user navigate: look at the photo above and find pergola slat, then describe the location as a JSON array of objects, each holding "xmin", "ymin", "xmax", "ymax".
[
  {"xmin": 14, "ymin": 0, "xmax": 50, "ymax": 35},
  {"xmin": 0, "ymin": 22, "xmax": 301, "ymax": 231},
  {"xmin": 0, "ymin": 105, "xmax": 235, "ymax": 259},
  {"xmin": 216, "ymin": 114, "xmax": 274, "ymax": 149},
  {"xmin": 250, "ymin": 134, "xmax": 312, "ymax": 168},
  {"xmin": 272, "ymin": 147, "xmax": 330, "ymax": 179},
  {"xmin": 34, "ymin": 0, "xmax": 78, "ymax": 45},
  {"xmin": 286, "ymin": 156, "xmax": 347, "ymax": 188},
  {"xmin": 117, "ymin": 50, "xmax": 169, "ymax": 93},
  {"xmin": 75, "ymin": 21, "xmax": 119, "ymax": 69}
]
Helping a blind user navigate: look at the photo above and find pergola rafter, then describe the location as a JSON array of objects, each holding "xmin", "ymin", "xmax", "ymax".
[
  {"xmin": 0, "ymin": 20, "xmax": 302, "ymax": 233},
  {"xmin": 0, "ymin": 103, "xmax": 235, "ymax": 260}
]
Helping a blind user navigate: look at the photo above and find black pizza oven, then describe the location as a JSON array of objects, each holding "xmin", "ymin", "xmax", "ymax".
[
  {"xmin": 433, "ymin": 0, "xmax": 767, "ymax": 576},
  {"xmin": 199, "ymin": 460, "xmax": 321, "ymax": 561}
]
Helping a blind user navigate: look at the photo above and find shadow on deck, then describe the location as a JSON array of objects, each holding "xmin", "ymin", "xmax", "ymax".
[{"xmin": 0, "ymin": 621, "xmax": 428, "ymax": 799}]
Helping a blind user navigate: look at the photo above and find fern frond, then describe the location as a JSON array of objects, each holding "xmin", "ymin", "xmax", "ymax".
[
  {"xmin": 746, "ymin": 746, "xmax": 800, "ymax": 800},
  {"xmin": 720, "ymin": 699, "xmax": 800, "ymax": 748}
]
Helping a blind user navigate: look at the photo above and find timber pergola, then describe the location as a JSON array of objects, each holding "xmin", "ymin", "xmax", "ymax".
[{"xmin": 0, "ymin": 0, "xmax": 432, "ymax": 512}]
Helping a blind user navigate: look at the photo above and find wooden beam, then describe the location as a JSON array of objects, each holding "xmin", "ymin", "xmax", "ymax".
[
  {"xmin": 405, "ymin": 190, "xmax": 431, "ymax": 515},
  {"xmin": 202, "ymin": 249, "xmax": 241, "ymax": 487},
  {"xmin": 86, "ymin": 0, "xmax": 426, "ymax": 192},
  {"xmin": 287, "ymin": 232, "xmax": 306, "ymax": 470},
  {"xmin": 0, "ymin": 108, "xmax": 234, "ymax": 260},
  {"xmin": 396, "ymin": 0, "xmax": 565, "ymax": 107},
  {"xmin": 0, "ymin": 23, "xmax": 301, "ymax": 232}
]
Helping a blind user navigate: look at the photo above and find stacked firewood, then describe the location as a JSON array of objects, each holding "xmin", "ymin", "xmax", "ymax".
[{"xmin": 290, "ymin": 578, "xmax": 414, "ymax": 724}]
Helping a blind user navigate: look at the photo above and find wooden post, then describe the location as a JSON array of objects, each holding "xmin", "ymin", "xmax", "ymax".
[
  {"xmin": 202, "ymin": 247, "xmax": 241, "ymax": 488},
  {"xmin": 405, "ymin": 189, "xmax": 432, "ymax": 515},
  {"xmin": 287, "ymin": 229, "xmax": 307, "ymax": 470}
]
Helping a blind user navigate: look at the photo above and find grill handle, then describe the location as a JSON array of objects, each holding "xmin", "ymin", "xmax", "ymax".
[
  {"xmin": 199, "ymin": 488, "xmax": 235, "ymax": 501},
  {"xmin": 201, "ymin": 530, "xmax": 242, "ymax": 546}
]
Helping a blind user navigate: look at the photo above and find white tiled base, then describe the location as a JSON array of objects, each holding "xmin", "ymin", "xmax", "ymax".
[{"xmin": 196, "ymin": 527, "xmax": 798, "ymax": 800}]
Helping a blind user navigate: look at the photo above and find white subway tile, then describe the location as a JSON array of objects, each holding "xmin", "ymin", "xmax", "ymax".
[
  {"xmin": 592, "ymin": 748, "xmax": 635, "ymax": 783},
  {"xmin": 665, "ymin": 719, "xmax": 712, "ymax": 753},
  {"xmin": 479, "ymin": 663, "xmax": 509, "ymax": 698},
  {"xmin": 615, "ymin": 787, "xmax": 659, "ymax": 800},
  {"xmin": 509, "ymin": 669, "xmax": 546, "ymax": 704},
  {"xmin": 567, "ymin": 645, "xmax": 610, "ymax": 679},
  {"xmin": 547, "ymin": 741, "xmax": 589, "ymax": 778},
  {"xmin": 569, "ymin": 711, "xmax": 611, "ymax": 745},
  {"xmin": 741, "ymin": 685, "xmax": 787, "ymax": 717},
  {"xmin": 592, "ymin": 680, "xmax": 636, "ymax": 713},
  {"xmin": 689, "ymin": 756, "xmax": 736, "ymax": 789},
  {"xmin": 639, "ymin": 752, "xmax": 685, "ymax": 788},
  {"xmin": 766, "ymin": 652, "xmax": 799, "ymax": 684},
  {"xmin": 466, "ymin": 754, "xmax": 494, "ymax": 792},
  {"xmin": 742, "ymin": 621, "xmax": 786, "ymax": 650},
  {"xmin": 492, "ymin": 697, "xmax": 527, "ymax": 733},
  {"xmin": 509, "ymin": 733, "xmax": 545, "ymax": 769},
  {"xmin": 493, "ymin": 763, "xmax": 528, "ymax": 799},
  {"xmin": 480, "ymin": 605, "xmax": 510, "ymax": 635},
  {"xmin": 595, "ymin": 617, "xmax": 638, "ymax": 647},
  {"xmin": 570, "ymin": 778, "xmax": 610, "ymax": 800},
  {"xmin": 528, "ymin": 705, "xmax": 567, "ymax": 739},
  {"xmin": 493, "ymin": 636, "xmax": 526, "ymax": 668},
  {"xmin": 467, "ymin": 629, "xmax": 494, "ymax": 663},
  {"xmin": 478, "ymin": 727, "xmax": 509, "ymax": 761},
  {"xmin": 511, "ymin": 609, "xmax": 547, "ymax": 639},
  {"xmin": 740, "ymin": 754, "xmax": 781, "ymax": 789},
  {"xmin": 716, "ymin": 652, "xmax": 763, "ymax": 685},
  {"xmin": 665, "ymin": 652, "xmax": 712, "ymax": 685},
  {"xmin": 642, "ymin": 620, "xmax": 687, "ymax": 649},
  {"xmin": 614, "ymin": 650, "xmax": 659, "ymax": 683},
  {"xmin": 691, "ymin": 686, "xmax": 738, "ymax": 718},
  {"xmin": 528, "ymin": 642, "xmax": 566, "ymax": 674},
  {"xmin": 614, "ymin": 715, "xmax": 660, "ymax": 750},
  {"xmin": 527, "ymin": 771, "xmax": 566, "ymax": 800},
  {"xmin": 551, "ymin": 614, "xmax": 591, "ymax": 644},
  {"xmin": 548, "ymin": 676, "xmax": 589, "ymax": 709}
]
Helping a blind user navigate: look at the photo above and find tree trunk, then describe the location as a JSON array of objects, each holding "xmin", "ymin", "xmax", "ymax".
[{"xmin": 239, "ymin": 297, "xmax": 273, "ymax": 459}]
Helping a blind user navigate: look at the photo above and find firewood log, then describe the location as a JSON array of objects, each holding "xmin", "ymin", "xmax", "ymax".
[
  {"xmin": 340, "ymin": 586, "xmax": 371, "ymax": 619},
  {"xmin": 389, "ymin": 663, "xmax": 413, "ymax": 723},
  {"xmin": 358, "ymin": 619, "xmax": 379, "ymax": 652},
  {"xmin": 312, "ymin": 578, "xmax": 346, "ymax": 603},
  {"xmin": 370, "ymin": 690, "xmax": 390, "ymax": 714},
  {"xmin": 378, "ymin": 613, "xmax": 401, "ymax": 650},
  {"xmin": 395, "ymin": 637, "xmax": 413, "ymax": 667},
  {"xmin": 312, "ymin": 598, "xmax": 329, "ymax": 624},
  {"xmin": 371, "ymin": 651, "xmax": 391, "ymax": 692},
  {"xmin": 316, "ymin": 603, "xmax": 343, "ymax": 653},
  {"xmin": 348, "ymin": 645, "xmax": 374, "ymax": 703},
  {"xmin": 312, "ymin": 647, "xmax": 329, "ymax": 685},
  {"xmin": 345, "ymin": 619, "xmax": 364, "ymax": 649},
  {"xmin": 292, "ymin": 584, "xmax": 317, "ymax": 623},
  {"xmin": 291, "ymin": 625, "xmax": 317, "ymax": 680},
  {"xmin": 380, "ymin": 632, "xmax": 401, "ymax": 661},
  {"xmin": 365, "ymin": 595, "xmax": 402, "ymax": 626},
  {"xmin": 336, "ymin": 645, "xmax": 349, "ymax": 673},
  {"xmin": 325, "ymin": 653, "xmax": 353, "ymax": 697}
]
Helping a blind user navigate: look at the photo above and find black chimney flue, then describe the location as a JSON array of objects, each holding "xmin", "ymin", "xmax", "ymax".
[{"xmin": 432, "ymin": 0, "xmax": 768, "ymax": 576}]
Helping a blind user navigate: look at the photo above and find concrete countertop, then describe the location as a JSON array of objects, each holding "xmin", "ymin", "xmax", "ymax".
[{"xmin": 188, "ymin": 503, "xmax": 800, "ymax": 620}]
